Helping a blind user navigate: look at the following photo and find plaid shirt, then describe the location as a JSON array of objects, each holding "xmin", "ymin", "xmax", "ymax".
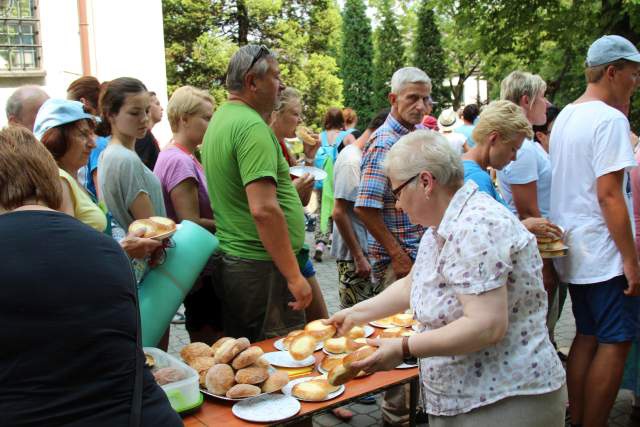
[{"xmin": 355, "ymin": 114, "xmax": 424, "ymax": 283}]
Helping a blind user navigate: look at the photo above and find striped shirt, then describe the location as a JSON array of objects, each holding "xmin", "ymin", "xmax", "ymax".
[{"xmin": 355, "ymin": 114, "xmax": 424, "ymax": 283}]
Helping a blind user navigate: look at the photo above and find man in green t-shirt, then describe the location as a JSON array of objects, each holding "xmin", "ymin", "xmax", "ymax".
[{"xmin": 201, "ymin": 45, "xmax": 312, "ymax": 341}]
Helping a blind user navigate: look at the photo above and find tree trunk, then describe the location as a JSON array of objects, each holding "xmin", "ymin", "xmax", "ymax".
[{"xmin": 237, "ymin": 0, "xmax": 249, "ymax": 45}]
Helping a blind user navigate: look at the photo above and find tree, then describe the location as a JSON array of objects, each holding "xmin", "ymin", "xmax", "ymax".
[
  {"xmin": 162, "ymin": 0, "xmax": 344, "ymax": 128},
  {"xmin": 371, "ymin": 0, "xmax": 405, "ymax": 113},
  {"xmin": 340, "ymin": 0, "xmax": 374, "ymax": 128},
  {"xmin": 413, "ymin": 1, "xmax": 448, "ymax": 110}
]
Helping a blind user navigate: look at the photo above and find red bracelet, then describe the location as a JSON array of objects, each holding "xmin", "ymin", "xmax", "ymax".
[{"xmin": 402, "ymin": 335, "xmax": 412, "ymax": 359}]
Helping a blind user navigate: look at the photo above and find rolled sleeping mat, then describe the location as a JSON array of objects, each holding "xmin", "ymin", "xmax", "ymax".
[{"xmin": 138, "ymin": 220, "xmax": 218, "ymax": 347}]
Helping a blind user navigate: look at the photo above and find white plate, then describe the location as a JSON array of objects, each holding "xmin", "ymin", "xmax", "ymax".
[
  {"xmin": 363, "ymin": 325, "xmax": 375, "ymax": 338},
  {"xmin": 396, "ymin": 362, "xmax": 418, "ymax": 369},
  {"xmin": 262, "ymin": 351, "xmax": 316, "ymax": 368},
  {"xmin": 282, "ymin": 376, "xmax": 345, "ymax": 402},
  {"xmin": 369, "ymin": 319, "xmax": 396, "ymax": 329},
  {"xmin": 274, "ymin": 337, "xmax": 323, "ymax": 352},
  {"xmin": 232, "ymin": 393, "xmax": 300, "ymax": 423},
  {"xmin": 290, "ymin": 165, "xmax": 327, "ymax": 181}
]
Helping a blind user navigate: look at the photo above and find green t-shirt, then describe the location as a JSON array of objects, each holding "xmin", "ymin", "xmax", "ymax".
[{"xmin": 201, "ymin": 102, "xmax": 305, "ymax": 260}]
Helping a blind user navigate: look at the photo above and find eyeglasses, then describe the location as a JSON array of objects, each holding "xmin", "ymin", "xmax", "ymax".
[
  {"xmin": 391, "ymin": 174, "xmax": 419, "ymax": 201},
  {"xmin": 246, "ymin": 45, "xmax": 270, "ymax": 75}
]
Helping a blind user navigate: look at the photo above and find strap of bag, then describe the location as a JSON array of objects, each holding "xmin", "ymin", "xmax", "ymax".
[{"xmin": 129, "ymin": 268, "xmax": 144, "ymax": 427}]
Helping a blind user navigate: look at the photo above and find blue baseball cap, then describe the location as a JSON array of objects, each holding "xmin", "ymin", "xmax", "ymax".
[
  {"xmin": 586, "ymin": 35, "xmax": 640, "ymax": 67},
  {"xmin": 33, "ymin": 98, "xmax": 95, "ymax": 140}
]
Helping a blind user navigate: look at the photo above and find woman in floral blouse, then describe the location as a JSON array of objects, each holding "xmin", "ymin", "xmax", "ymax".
[{"xmin": 327, "ymin": 130, "xmax": 566, "ymax": 426}]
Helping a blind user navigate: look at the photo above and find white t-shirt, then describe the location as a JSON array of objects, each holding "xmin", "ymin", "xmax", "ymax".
[
  {"xmin": 498, "ymin": 138, "xmax": 552, "ymax": 218},
  {"xmin": 441, "ymin": 132, "xmax": 466, "ymax": 155},
  {"xmin": 549, "ymin": 101, "xmax": 636, "ymax": 284}
]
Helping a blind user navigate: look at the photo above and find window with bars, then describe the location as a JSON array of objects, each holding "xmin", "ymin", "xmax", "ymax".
[{"xmin": 0, "ymin": 0, "xmax": 40, "ymax": 71}]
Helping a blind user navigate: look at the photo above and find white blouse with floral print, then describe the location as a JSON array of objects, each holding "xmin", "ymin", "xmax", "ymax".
[{"xmin": 410, "ymin": 180, "xmax": 565, "ymax": 416}]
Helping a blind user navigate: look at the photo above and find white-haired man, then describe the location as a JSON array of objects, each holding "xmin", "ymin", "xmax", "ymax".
[
  {"xmin": 355, "ymin": 66, "xmax": 431, "ymax": 426},
  {"xmin": 5, "ymin": 85, "xmax": 49, "ymax": 131},
  {"xmin": 550, "ymin": 35, "xmax": 640, "ymax": 427},
  {"xmin": 201, "ymin": 45, "xmax": 311, "ymax": 342}
]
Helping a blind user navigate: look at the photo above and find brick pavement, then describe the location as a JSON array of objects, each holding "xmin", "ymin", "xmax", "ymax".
[{"xmin": 168, "ymin": 235, "xmax": 637, "ymax": 426}]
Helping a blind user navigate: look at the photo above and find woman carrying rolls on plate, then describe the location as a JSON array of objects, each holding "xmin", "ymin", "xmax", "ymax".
[
  {"xmin": 270, "ymin": 88, "xmax": 330, "ymax": 322},
  {"xmin": 462, "ymin": 100, "xmax": 563, "ymax": 241},
  {"xmin": 0, "ymin": 126, "xmax": 181, "ymax": 426},
  {"xmin": 153, "ymin": 86, "xmax": 221, "ymax": 344},
  {"xmin": 34, "ymin": 98, "xmax": 162, "ymax": 261},
  {"xmin": 96, "ymin": 78, "xmax": 170, "ymax": 348},
  {"xmin": 327, "ymin": 130, "xmax": 567, "ymax": 426}
]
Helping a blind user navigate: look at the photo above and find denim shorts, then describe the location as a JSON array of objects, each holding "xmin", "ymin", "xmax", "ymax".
[{"xmin": 569, "ymin": 275, "xmax": 640, "ymax": 343}]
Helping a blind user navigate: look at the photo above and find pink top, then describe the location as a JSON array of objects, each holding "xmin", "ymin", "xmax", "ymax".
[{"xmin": 153, "ymin": 146, "xmax": 213, "ymax": 222}]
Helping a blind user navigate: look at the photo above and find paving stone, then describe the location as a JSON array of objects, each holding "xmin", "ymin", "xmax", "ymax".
[
  {"xmin": 312, "ymin": 412, "xmax": 342, "ymax": 427},
  {"xmin": 348, "ymin": 414, "xmax": 377, "ymax": 427}
]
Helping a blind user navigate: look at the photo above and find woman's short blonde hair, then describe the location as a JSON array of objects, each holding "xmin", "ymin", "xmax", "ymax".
[
  {"xmin": 383, "ymin": 129, "xmax": 464, "ymax": 190},
  {"xmin": 167, "ymin": 86, "xmax": 215, "ymax": 132},
  {"xmin": 500, "ymin": 71, "xmax": 547, "ymax": 110},
  {"xmin": 472, "ymin": 100, "xmax": 533, "ymax": 145},
  {"xmin": 0, "ymin": 126, "xmax": 62, "ymax": 210},
  {"xmin": 274, "ymin": 87, "xmax": 301, "ymax": 114}
]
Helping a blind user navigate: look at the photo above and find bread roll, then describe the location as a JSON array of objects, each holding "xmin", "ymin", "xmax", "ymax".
[
  {"xmin": 324, "ymin": 336, "xmax": 364, "ymax": 354},
  {"xmin": 181, "ymin": 342, "xmax": 214, "ymax": 363},
  {"xmin": 392, "ymin": 313, "xmax": 414, "ymax": 327},
  {"xmin": 380, "ymin": 327, "xmax": 405, "ymax": 339},
  {"xmin": 282, "ymin": 330, "xmax": 305, "ymax": 350},
  {"xmin": 254, "ymin": 356, "xmax": 271, "ymax": 369},
  {"xmin": 373, "ymin": 316, "xmax": 395, "ymax": 327},
  {"xmin": 211, "ymin": 337, "xmax": 234, "ymax": 355},
  {"xmin": 296, "ymin": 126, "xmax": 318, "ymax": 146},
  {"xmin": 149, "ymin": 216, "xmax": 176, "ymax": 231},
  {"xmin": 346, "ymin": 326, "xmax": 365, "ymax": 339},
  {"xmin": 261, "ymin": 370, "xmax": 290, "ymax": 393},
  {"xmin": 291, "ymin": 378, "xmax": 339, "ymax": 401},
  {"xmin": 235, "ymin": 366, "xmax": 269, "ymax": 385},
  {"xmin": 289, "ymin": 333, "xmax": 317, "ymax": 360},
  {"xmin": 327, "ymin": 364, "xmax": 357, "ymax": 386},
  {"xmin": 232, "ymin": 346, "xmax": 264, "ymax": 370},
  {"xmin": 214, "ymin": 337, "xmax": 250, "ymax": 364},
  {"xmin": 226, "ymin": 384, "xmax": 261, "ymax": 399},
  {"xmin": 128, "ymin": 219, "xmax": 158, "ymax": 238},
  {"xmin": 320, "ymin": 355, "xmax": 345, "ymax": 373},
  {"xmin": 304, "ymin": 320, "xmax": 336, "ymax": 341},
  {"xmin": 153, "ymin": 367, "xmax": 185, "ymax": 385},
  {"xmin": 343, "ymin": 345, "xmax": 376, "ymax": 368},
  {"xmin": 205, "ymin": 364, "xmax": 235, "ymax": 395},
  {"xmin": 538, "ymin": 240, "xmax": 567, "ymax": 251},
  {"xmin": 145, "ymin": 353, "xmax": 155, "ymax": 368},
  {"xmin": 189, "ymin": 356, "xmax": 216, "ymax": 386}
]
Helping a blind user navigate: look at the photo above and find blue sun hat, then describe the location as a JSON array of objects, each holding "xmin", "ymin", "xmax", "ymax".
[
  {"xmin": 586, "ymin": 35, "xmax": 640, "ymax": 67},
  {"xmin": 33, "ymin": 98, "xmax": 95, "ymax": 140}
]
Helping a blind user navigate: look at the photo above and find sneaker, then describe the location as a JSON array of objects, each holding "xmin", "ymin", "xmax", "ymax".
[
  {"xmin": 356, "ymin": 394, "xmax": 377, "ymax": 404},
  {"xmin": 314, "ymin": 242, "xmax": 325, "ymax": 262},
  {"xmin": 171, "ymin": 312, "xmax": 185, "ymax": 324}
]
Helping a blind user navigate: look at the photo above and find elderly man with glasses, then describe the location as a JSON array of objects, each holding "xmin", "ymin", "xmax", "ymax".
[{"xmin": 201, "ymin": 45, "xmax": 312, "ymax": 342}]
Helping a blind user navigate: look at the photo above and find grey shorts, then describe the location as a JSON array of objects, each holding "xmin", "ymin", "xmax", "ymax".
[{"xmin": 214, "ymin": 253, "xmax": 305, "ymax": 342}]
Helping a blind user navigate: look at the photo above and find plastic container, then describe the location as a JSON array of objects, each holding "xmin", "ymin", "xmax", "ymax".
[
  {"xmin": 138, "ymin": 220, "xmax": 218, "ymax": 347},
  {"xmin": 144, "ymin": 347, "xmax": 203, "ymax": 413}
]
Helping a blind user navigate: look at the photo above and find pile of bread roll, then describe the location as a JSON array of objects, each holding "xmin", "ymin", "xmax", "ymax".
[
  {"xmin": 537, "ymin": 231, "xmax": 568, "ymax": 258},
  {"xmin": 128, "ymin": 216, "xmax": 177, "ymax": 239},
  {"xmin": 180, "ymin": 337, "xmax": 289, "ymax": 399},
  {"xmin": 284, "ymin": 320, "xmax": 374, "ymax": 360}
]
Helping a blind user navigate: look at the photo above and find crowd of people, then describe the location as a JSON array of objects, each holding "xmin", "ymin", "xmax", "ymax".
[{"xmin": 1, "ymin": 33, "xmax": 640, "ymax": 427}]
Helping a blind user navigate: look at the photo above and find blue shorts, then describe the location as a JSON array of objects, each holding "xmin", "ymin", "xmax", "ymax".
[
  {"xmin": 569, "ymin": 275, "xmax": 640, "ymax": 343},
  {"xmin": 301, "ymin": 259, "xmax": 316, "ymax": 278}
]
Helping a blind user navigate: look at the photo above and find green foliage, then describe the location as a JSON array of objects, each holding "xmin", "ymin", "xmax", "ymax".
[
  {"xmin": 412, "ymin": 1, "xmax": 448, "ymax": 111},
  {"xmin": 371, "ymin": 0, "xmax": 406, "ymax": 113},
  {"xmin": 340, "ymin": 0, "xmax": 374, "ymax": 128},
  {"xmin": 162, "ymin": 0, "xmax": 343, "ymax": 127}
]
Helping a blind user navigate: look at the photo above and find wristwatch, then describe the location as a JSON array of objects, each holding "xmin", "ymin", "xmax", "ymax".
[{"xmin": 402, "ymin": 336, "xmax": 416, "ymax": 364}]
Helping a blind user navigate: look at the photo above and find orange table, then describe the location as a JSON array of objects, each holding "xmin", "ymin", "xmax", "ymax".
[{"xmin": 182, "ymin": 334, "xmax": 419, "ymax": 426}]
